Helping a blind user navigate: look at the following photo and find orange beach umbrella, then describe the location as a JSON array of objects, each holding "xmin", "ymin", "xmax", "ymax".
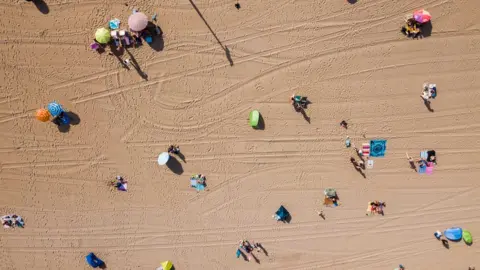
[{"xmin": 35, "ymin": 108, "xmax": 50, "ymax": 122}]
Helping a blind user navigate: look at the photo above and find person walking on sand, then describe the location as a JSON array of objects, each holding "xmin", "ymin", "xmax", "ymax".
[{"xmin": 316, "ymin": 210, "xmax": 325, "ymax": 219}]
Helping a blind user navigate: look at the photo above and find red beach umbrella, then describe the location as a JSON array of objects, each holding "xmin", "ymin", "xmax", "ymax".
[{"xmin": 413, "ymin": 9, "xmax": 431, "ymax": 23}]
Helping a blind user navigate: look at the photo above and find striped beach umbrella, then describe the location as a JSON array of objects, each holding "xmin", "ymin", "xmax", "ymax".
[{"xmin": 47, "ymin": 102, "xmax": 64, "ymax": 117}]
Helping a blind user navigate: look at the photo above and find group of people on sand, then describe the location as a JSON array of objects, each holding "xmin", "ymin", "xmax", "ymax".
[
  {"xmin": 406, "ymin": 150, "xmax": 436, "ymax": 171},
  {"xmin": 290, "ymin": 94, "xmax": 311, "ymax": 122},
  {"xmin": 2, "ymin": 215, "xmax": 24, "ymax": 228},
  {"xmin": 349, "ymin": 143, "xmax": 368, "ymax": 178},
  {"xmin": 401, "ymin": 18, "xmax": 422, "ymax": 38},
  {"xmin": 421, "ymin": 83, "xmax": 437, "ymax": 105},
  {"xmin": 237, "ymin": 240, "xmax": 266, "ymax": 262},
  {"xmin": 367, "ymin": 201, "xmax": 386, "ymax": 216}
]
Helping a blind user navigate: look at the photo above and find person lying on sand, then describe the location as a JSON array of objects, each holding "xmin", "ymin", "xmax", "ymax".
[{"xmin": 406, "ymin": 152, "xmax": 418, "ymax": 171}]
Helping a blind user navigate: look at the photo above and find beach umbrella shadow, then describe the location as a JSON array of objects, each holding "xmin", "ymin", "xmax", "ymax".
[
  {"xmin": 33, "ymin": 0, "xmax": 49, "ymax": 14},
  {"xmin": 166, "ymin": 156, "xmax": 184, "ymax": 175},
  {"xmin": 421, "ymin": 21, "xmax": 433, "ymax": 37}
]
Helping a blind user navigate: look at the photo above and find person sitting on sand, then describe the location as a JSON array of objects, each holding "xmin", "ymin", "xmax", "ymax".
[
  {"xmin": 402, "ymin": 18, "xmax": 421, "ymax": 38},
  {"xmin": 427, "ymin": 150, "xmax": 437, "ymax": 164},
  {"xmin": 291, "ymin": 94, "xmax": 308, "ymax": 108},
  {"xmin": 168, "ymin": 144, "xmax": 180, "ymax": 155}
]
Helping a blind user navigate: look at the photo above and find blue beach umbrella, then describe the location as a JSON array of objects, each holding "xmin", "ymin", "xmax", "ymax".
[{"xmin": 47, "ymin": 102, "xmax": 64, "ymax": 117}]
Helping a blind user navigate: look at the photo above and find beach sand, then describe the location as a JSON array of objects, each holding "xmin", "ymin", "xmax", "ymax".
[{"xmin": 0, "ymin": 0, "xmax": 479, "ymax": 269}]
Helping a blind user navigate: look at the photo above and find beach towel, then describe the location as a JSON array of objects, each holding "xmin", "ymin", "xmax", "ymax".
[
  {"xmin": 196, "ymin": 183, "xmax": 205, "ymax": 191},
  {"xmin": 367, "ymin": 159, "xmax": 374, "ymax": 169},
  {"xmin": 190, "ymin": 179, "xmax": 197, "ymax": 187},
  {"xmin": 118, "ymin": 183, "xmax": 127, "ymax": 191},
  {"xmin": 418, "ymin": 163, "xmax": 427, "ymax": 174},
  {"xmin": 86, "ymin": 253, "xmax": 104, "ymax": 268},
  {"xmin": 109, "ymin": 19, "xmax": 120, "ymax": 30},
  {"xmin": 420, "ymin": 150, "xmax": 428, "ymax": 159},
  {"xmin": 362, "ymin": 143, "xmax": 370, "ymax": 157},
  {"xmin": 370, "ymin": 140, "xmax": 387, "ymax": 157},
  {"xmin": 426, "ymin": 162, "xmax": 434, "ymax": 175}
]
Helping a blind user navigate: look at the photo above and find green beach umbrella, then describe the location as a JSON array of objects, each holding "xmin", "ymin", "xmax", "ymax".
[
  {"xmin": 463, "ymin": 230, "xmax": 472, "ymax": 245},
  {"xmin": 249, "ymin": 110, "xmax": 260, "ymax": 128},
  {"xmin": 95, "ymin": 28, "xmax": 111, "ymax": 44}
]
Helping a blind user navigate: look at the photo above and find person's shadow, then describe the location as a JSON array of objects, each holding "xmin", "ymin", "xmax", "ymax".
[
  {"xmin": 166, "ymin": 156, "xmax": 184, "ymax": 175},
  {"xmin": 31, "ymin": 0, "xmax": 49, "ymax": 14},
  {"xmin": 176, "ymin": 152, "xmax": 186, "ymax": 163},
  {"xmin": 258, "ymin": 243, "xmax": 268, "ymax": 256},
  {"xmin": 421, "ymin": 97, "xmax": 434, "ymax": 112}
]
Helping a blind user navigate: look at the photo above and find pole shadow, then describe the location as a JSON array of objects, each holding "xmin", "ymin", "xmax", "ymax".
[
  {"xmin": 125, "ymin": 48, "xmax": 148, "ymax": 80},
  {"xmin": 188, "ymin": 0, "xmax": 233, "ymax": 65},
  {"xmin": 166, "ymin": 156, "xmax": 184, "ymax": 175}
]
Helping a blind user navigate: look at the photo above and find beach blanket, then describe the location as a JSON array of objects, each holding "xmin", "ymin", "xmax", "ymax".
[
  {"xmin": 370, "ymin": 140, "xmax": 387, "ymax": 157},
  {"xmin": 426, "ymin": 162, "xmax": 434, "ymax": 175},
  {"xmin": 418, "ymin": 163, "xmax": 427, "ymax": 174},
  {"xmin": 362, "ymin": 143, "xmax": 370, "ymax": 157},
  {"xmin": 190, "ymin": 178, "xmax": 205, "ymax": 191}
]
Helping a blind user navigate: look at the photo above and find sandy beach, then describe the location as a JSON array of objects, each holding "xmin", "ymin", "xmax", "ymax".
[{"xmin": 1, "ymin": 0, "xmax": 479, "ymax": 269}]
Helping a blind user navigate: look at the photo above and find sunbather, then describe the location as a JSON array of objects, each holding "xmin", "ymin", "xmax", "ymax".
[
  {"xmin": 168, "ymin": 144, "xmax": 180, "ymax": 155},
  {"xmin": 427, "ymin": 150, "xmax": 437, "ymax": 164},
  {"xmin": 291, "ymin": 94, "xmax": 308, "ymax": 108},
  {"xmin": 402, "ymin": 19, "xmax": 421, "ymax": 38}
]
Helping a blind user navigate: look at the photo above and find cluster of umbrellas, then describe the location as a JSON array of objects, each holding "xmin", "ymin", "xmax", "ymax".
[
  {"xmin": 95, "ymin": 12, "xmax": 149, "ymax": 44},
  {"xmin": 35, "ymin": 102, "xmax": 65, "ymax": 122}
]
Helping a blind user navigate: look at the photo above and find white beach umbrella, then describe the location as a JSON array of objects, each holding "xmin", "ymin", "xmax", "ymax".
[{"xmin": 157, "ymin": 152, "xmax": 170, "ymax": 165}]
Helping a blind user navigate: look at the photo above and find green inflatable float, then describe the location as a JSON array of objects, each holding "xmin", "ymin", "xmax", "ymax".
[
  {"xmin": 249, "ymin": 110, "xmax": 260, "ymax": 128},
  {"xmin": 463, "ymin": 230, "xmax": 472, "ymax": 245}
]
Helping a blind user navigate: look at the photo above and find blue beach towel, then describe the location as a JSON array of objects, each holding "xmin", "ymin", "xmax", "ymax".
[
  {"xmin": 196, "ymin": 183, "xmax": 205, "ymax": 191},
  {"xmin": 418, "ymin": 163, "xmax": 427, "ymax": 174},
  {"xmin": 370, "ymin": 140, "xmax": 387, "ymax": 157}
]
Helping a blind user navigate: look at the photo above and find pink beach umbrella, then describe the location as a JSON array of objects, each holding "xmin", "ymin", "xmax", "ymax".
[
  {"xmin": 128, "ymin": 12, "xmax": 149, "ymax": 31},
  {"xmin": 413, "ymin": 9, "xmax": 431, "ymax": 23}
]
